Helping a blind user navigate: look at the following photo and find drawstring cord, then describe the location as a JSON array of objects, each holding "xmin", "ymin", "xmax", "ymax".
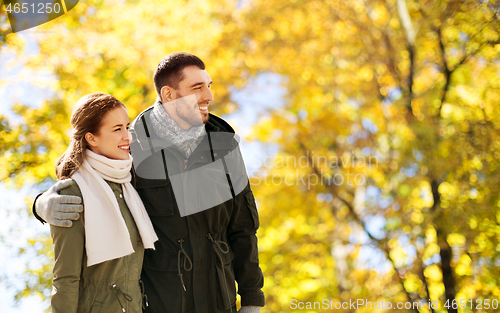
[
  {"xmin": 110, "ymin": 283, "xmax": 133, "ymax": 312},
  {"xmin": 207, "ymin": 232, "xmax": 233, "ymax": 313},
  {"xmin": 139, "ymin": 280, "xmax": 149, "ymax": 309},
  {"xmin": 177, "ymin": 239, "xmax": 193, "ymax": 292}
]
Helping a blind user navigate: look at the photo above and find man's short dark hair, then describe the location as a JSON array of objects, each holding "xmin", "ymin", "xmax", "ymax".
[{"xmin": 154, "ymin": 52, "xmax": 206, "ymax": 98}]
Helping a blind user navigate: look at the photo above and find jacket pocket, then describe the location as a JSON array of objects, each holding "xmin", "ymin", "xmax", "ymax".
[
  {"xmin": 135, "ymin": 177, "xmax": 175, "ymax": 216},
  {"xmin": 244, "ymin": 191, "xmax": 260, "ymax": 230}
]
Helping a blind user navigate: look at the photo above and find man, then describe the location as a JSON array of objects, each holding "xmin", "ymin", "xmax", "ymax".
[{"xmin": 34, "ymin": 53, "xmax": 265, "ymax": 313}]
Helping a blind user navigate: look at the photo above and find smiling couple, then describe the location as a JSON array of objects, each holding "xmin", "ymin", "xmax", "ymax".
[{"xmin": 33, "ymin": 52, "xmax": 265, "ymax": 313}]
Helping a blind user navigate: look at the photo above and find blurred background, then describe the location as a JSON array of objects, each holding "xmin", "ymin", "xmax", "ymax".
[{"xmin": 1, "ymin": 0, "xmax": 499, "ymax": 312}]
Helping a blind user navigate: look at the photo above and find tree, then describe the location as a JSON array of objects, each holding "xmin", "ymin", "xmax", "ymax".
[
  {"xmin": 215, "ymin": 0, "xmax": 500, "ymax": 311},
  {"xmin": 0, "ymin": 0, "xmax": 243, "ymax": 308},
  {"xmin": 1, "ymin": 0, "xmax": 500, "ymax": 312}
]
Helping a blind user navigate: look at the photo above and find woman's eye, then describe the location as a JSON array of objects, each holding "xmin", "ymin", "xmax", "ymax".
[{"xmin": 114, "ymin": 128, "xmax": 120, "ymax": 131}]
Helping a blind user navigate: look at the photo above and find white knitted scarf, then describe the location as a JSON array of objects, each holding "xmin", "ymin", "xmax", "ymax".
[{"xmin": 72, "ymin": 149, "xmax": 158, "ymax": 266}]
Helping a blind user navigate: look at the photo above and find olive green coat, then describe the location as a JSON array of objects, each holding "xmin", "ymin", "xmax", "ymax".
[{"xmin": 50, "ymin": 180, "xmax": 145, "ymax": 313}]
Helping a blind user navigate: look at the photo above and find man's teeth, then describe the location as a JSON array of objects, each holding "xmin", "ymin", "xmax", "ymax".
[{"xmin": 199, "ymin": 106, "xmax": 208, "ymax": 110}]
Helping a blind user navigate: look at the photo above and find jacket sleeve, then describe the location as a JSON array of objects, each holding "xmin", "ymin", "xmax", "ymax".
[
  {"xmin": 50, "ymin": 181, "xmax": 84, "ymax": 313},
  {"xmin": 227, "ymin": 182, "xmax": 265, "ymax": 307}
]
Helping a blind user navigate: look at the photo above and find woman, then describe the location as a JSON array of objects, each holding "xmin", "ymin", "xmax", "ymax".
[{"xmin": 50, "ymin": 93, "xmax": 158, "ymax": 313}]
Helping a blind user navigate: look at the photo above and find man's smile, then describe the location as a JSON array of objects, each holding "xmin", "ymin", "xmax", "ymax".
[{"xmin": 198, "ymin": 105, "xmax": 208, "ymax": 113}]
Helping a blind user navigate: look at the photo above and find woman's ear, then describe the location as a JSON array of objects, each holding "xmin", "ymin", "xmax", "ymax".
[{"xmin": 85, "ymin": 132, "xmax": 97, "ymax": 147}]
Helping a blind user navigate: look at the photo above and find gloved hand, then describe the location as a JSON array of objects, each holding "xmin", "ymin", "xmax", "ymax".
[
  {"xmin": 238, "ymin": 306, "xmax": 261, "ymax": 313},
  {"xmin": 34, "ymin": 179, "xmax": 83, "ymax": 227}
]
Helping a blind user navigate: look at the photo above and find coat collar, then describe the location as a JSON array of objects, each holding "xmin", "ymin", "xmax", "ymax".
[{"xmin": 130, "ymin": 104, "xmax": 238, "ymax": 154}]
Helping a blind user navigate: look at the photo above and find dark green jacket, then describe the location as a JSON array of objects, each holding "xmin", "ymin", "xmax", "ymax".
[
  {"xmin": 51, "ymin": 180, "xmax": 145, "ymax": 313},
  {"xmin": 130, "ymin": 106, "xmax": 264, "ymax": 313}
]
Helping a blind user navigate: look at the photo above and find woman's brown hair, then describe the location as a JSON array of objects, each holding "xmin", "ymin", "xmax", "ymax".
[{"xmin": 56, "ymin": 93, "xmax": 126, "ymax": 180}]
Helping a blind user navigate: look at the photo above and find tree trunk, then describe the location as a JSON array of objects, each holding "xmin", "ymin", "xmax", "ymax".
[{"xmin": 438, "ymin": 232, "xmax": 457, "ymax": 313}]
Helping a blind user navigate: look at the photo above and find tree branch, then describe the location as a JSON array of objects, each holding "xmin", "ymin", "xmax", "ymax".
[
  {"xmin": 438, "ymin": 230, "xmax": 458, "ymax": 313},
  {"xmin": 396, "ymin": 0, "xmax": 417, "ymax": 116},
  {"xmin": 437, "ymin": 26, "xmax": 452, "ymax": 115},
  {"xmin": 416, "ymin": 247, "xmax": 435, "ymax": 313},
  {"xmin": 298, "ymin": 141, "xmax": 420, "ymax": 313},
  {"xmin": 437, "ymin": 26, "xmax": 500, "ymax": 116}
]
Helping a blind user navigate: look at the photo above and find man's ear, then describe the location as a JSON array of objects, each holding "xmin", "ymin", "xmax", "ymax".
[
  {"xmin": 160, "ymin": 86, "xmax": 173, "ymax": 103},
  {"xmin": 85, "ymin": 132, "xmax": 97, "ymax": 147}
]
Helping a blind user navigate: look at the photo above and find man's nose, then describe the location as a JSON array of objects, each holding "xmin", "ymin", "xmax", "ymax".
[{"xmin": 202, "ymin": 87, "xmax": 214, "ymax": 102}]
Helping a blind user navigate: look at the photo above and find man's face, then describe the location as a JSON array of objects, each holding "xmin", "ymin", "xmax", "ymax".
[{"xmin": 170, "ymin": 66, "xmax": 213, "ymax": 127}]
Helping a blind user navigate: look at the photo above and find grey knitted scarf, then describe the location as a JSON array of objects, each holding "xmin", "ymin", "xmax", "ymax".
[{"xmin": 150, "ymin": 101, "xmax": 206, "ymax": 158}]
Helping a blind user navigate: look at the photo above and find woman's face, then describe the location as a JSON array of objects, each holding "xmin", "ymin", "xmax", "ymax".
[{"xmin": 87, "ymin": 106, "xmax": 131, "ymax": 160}]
